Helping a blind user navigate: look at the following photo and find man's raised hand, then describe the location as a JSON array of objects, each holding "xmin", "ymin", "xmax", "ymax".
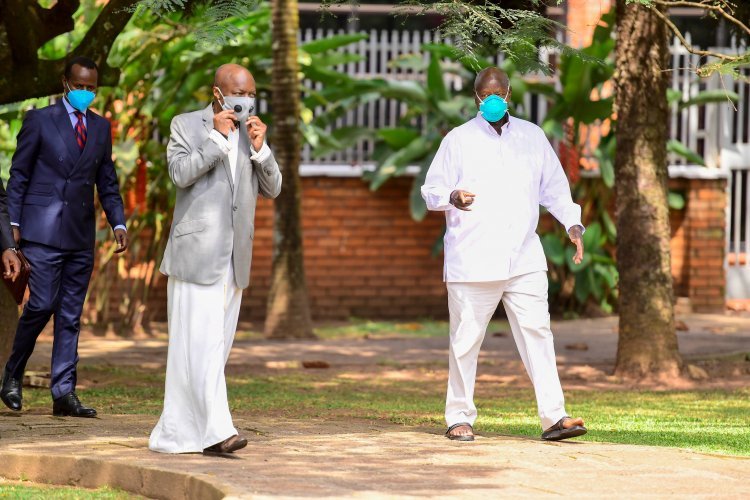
[
  {"xmin": 450, "ymin": 190, "xmax": 476, "ymax": 211},
  {"xmin": 213, "ymin": 109, "xmax": 237, "ymax": 137},
  {"xmin": 246, "ymin": 116, "xmax": 267, "ymax": 152}
]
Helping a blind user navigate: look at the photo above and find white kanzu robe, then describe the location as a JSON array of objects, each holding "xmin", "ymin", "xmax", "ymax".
[
  {"xmin": 421, "ymin": 114, "xmax": 583, "ymax": 430},
  {"xmin": 150, "ymin": 130, "xmax": 246, "ymax": 453}
]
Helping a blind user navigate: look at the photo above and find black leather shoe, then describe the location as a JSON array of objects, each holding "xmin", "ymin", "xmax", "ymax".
[
  {"xmin": 53, "ymin": 392, "xmax": 97, "ymax": 418},
  {"xmin": 203, "ymin": 435, "xmax": 248, "ymax": 455},
  {"xmin": 1, "ymin": 369, "xmax": 22, "ymax": 411}
]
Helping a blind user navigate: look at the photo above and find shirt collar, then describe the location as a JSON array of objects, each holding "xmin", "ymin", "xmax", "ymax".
[
  {"xmin": 62, "ymin": 96, "xmax": 78, "ymax": 116},
  {"xmin": 473, "ymin": 112, "xmax": 512, "ymax": 137}
]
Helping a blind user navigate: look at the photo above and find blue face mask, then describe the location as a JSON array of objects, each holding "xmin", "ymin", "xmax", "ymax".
[
  {"xmin": 65, "ymin": 82, "xmax": 96, "ymax": 113},
  {"xmin": 477, "ymin": 88, "xmax": 510, "ymax": 123}
]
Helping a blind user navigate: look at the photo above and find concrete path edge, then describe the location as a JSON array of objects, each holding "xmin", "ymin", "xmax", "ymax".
[{"xmin": 0, "ymin": 451, "xmax": 235, "ymax": 500}]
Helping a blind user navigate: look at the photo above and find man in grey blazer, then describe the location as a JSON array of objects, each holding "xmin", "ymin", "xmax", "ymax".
[{"xmin": 149, "ymin": 64, "xmax": 281, "ymax": 455}]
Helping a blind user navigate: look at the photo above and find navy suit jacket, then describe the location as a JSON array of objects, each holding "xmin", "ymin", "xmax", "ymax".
[
  {"xmin": 0, "ymin": 181, "xmax": 14, "ymax": 251},
  {"xmin": 6, "ymin": 100, "xmax": 126, "ymax": 251}
]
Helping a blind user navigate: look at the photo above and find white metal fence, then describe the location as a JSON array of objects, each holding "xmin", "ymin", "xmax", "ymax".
[
  {"xmin": 295, "ymin": 27, "xmax": 560, "ymax": 165},
  {"xmin": 292, "ymin": 29, "xmax": 747, "ymax": 171}
]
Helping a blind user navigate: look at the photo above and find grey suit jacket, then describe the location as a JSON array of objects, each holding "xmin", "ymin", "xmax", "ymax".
[
  {"xmin": 0, "ymin": 180, "xmax": 15, "ymax": 251},
  {"xmin": 159, "ymin": 105, "xmax": 282, "ymax": 289}
]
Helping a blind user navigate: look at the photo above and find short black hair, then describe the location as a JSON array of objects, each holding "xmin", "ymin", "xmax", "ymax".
[{"xmin": 64, "ymin": 56, "xmax": 98, "ymax": 79}]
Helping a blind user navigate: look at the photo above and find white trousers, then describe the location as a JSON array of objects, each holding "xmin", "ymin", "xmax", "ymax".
[
  {"xmin": 149, "ymin": 263, "xmax": 243, "ymax": 453},
  {"xmin": 446, "ymin": 271, "xmax": 567, "ymax": 430}
]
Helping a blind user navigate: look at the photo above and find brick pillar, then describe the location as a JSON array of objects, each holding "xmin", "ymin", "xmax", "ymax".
[
  {"xmin": 566, "ymin": 0, "xmax": 614, "ymax": 47},
  {"xmin": 686, "ymin": 178, "xmax": 727, "ymax": 312}
]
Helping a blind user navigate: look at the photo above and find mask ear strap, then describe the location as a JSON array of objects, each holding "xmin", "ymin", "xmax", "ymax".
[
  {"xmin": 215, "ymin": 86, "xmax": 226, "ymax": 106},
  {"xmin": 504, "ymin": 86, "xmax": 511, "ymax": 100}
]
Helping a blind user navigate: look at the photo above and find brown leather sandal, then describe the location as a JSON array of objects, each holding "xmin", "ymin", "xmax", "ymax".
[{"xmin": 541, "ymin": 417, "xmax": 587, "ymax": 441}]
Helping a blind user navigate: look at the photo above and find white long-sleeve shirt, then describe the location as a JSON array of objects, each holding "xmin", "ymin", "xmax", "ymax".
[{"xmin": 421, "ymin": 113, "xmax": 583, "ymax": 282}]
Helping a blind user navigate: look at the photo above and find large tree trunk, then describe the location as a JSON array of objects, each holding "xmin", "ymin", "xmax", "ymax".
[
  {"xmin": 613, "ymin": 0, "xmax": 682, "ymax": 378},
  {"xmin": 0, "ymin": 0, "xmax": 138, "ymax": 105},
  {"xmin": 0, "ymin": 287, "xmax": 18, "ymax": 364},
  {"xmin": 264, "ymin": 0, "xmax": 315, "ymax": 339}
]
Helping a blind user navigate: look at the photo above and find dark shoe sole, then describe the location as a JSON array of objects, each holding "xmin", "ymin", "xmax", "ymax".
[
  {"xmin": 1, "ymin": 396, "xmax": 22, "ymax": 411},
  {"xmin": 447, "ymin": 434, "xmax": 475, "ymax": 442},
  {"xmin": 542, "ymin": 425, "xmax": 587, "ymax": 441},
  {"xmin": 53, "ymin": 410, "xmax": 97, "ymax": 418},
  {"xmin": 204, "ymin": 437, "xmax": 248, "ymax": 455}
]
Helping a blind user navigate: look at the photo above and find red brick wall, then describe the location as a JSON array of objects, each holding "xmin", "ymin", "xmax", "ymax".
[
  {"xmin": 686, "ymin": 178, "xmax": 727, "ymax": 311},
  {"xmin": 140, "ymin": 176, "xmax": 449, "ymax": 322},
  {"xmin": 668, "ymin": 177, "xmax": 727, "ymax": 312},
  {"xmin": 93, "ymin": 174, "xmax": 727, "ymax": 324}
]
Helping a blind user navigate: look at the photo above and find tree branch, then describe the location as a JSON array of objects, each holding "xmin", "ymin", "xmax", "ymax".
[
  {"xmin": 35, "ymin": 0, "xmax": 80, "ymax": 46},
  {"xmin": 1, "ymin": 0, "xmax": 43, "ymax": 64},
  {"xmin": 650, "ymin": 5, "xmax": 736, "ymax": 62},
  {"xmin": 653, "ymin": 0, "xmax": 750, "ymax": 37},
  {"xmin": 0, "ymin": 0, "xmax": 139, "ymax": 104}
]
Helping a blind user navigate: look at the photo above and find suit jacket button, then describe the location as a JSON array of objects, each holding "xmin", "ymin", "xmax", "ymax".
[
  {"xmin": 233, "ymin": 206, "xmax": 238, "ymax": 211},
  {"xmin": 58, "ymin": 156, "xmax": 63, "ymax": 162},
  {"xmin": 64, "ymin": 201, "xmax": 68, "ymax": 206}
]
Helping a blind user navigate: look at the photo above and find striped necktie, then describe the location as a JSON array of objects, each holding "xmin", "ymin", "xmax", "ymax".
[{"xmin": 74, "ymin": 111, "xmax": 87, "ymax": 151}]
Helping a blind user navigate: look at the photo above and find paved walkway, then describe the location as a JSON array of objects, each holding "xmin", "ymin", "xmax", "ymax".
[
  {"xmin": 1, "ymin": 313, "xmax": 749, "ymax": 498},
  {"xmin": 1, "ymin": 415, "xmax": 749, "ymax": 499}
]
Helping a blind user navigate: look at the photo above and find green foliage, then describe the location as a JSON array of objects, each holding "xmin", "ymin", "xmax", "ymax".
[
  {"xmin": 0, "ymin": 0, "xmax": 377, "ymax": 330},
  {"xmin": 138, "ymin": 0, "xmax": 259, "ymax": 48}
]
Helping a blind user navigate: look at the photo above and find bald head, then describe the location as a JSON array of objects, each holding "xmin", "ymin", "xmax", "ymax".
[
  {"xmin": 473, "ymin": 66, "xmax": 512, "ymax": 116},
  {"xmin": 474, "ymin": 67, "xmax": 510, "ymax": 94},
  {"xmin": 212, "ymin": 63, "xmax": 256, "ymax": 107}
]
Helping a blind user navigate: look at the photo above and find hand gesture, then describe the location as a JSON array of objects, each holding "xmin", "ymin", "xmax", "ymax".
[
  {"xmin": 450, "ymin": 190, "xmax": 476, "ymax": 211},
  {"xmin": 246, "ymin": 116, "xmax": 267, "ymax": 152},
  {"xmin": 2, "ymin": 249, "xmax": 21, "ymax": 282},
  {"xmin": 213, "ymin": 109, "xmax": 237, "ymax": 137},
  {"xmin": 114, "ymin": 228, "xmax": 129, "ymax": 254},
  {"xmin": 569, "ymin": 225, "xmax": 584, "ymax": 265}
]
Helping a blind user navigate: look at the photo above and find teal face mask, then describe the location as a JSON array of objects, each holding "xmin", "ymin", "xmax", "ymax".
[
  {"xmin": 476, "ymin": 88, "xmax": 510, "ymax": 123},
  {"xmin": 65, "ymin": 82, "xmax": 96, "ymax": 113}
]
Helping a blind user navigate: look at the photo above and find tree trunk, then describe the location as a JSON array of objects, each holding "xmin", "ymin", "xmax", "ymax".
[
  {"xmin": 0, "ymin": 287, "xmax": 18, "ymax": 364},
  {"xmin": 264, "ymin": 0, "xmax": 315, "ymax": 339},
  {"xmin": 613, "ymin": 0, "xmax": 682, "ymax": 378}
]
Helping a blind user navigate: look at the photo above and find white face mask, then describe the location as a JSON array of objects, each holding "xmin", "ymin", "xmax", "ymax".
[{"xmin": 216, "ymin": 87, "xmax": 255, "ymax": 123}]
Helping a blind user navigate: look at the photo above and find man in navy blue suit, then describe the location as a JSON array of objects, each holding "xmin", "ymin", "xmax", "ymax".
[{"xmin": 0, "ymin": 56, "xmax": 128, "ymax": 418}]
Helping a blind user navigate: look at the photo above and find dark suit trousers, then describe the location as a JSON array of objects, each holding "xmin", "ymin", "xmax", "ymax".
[{"xmin": 5, "ymin": 241, "xmax": 94, "ymax": 399}]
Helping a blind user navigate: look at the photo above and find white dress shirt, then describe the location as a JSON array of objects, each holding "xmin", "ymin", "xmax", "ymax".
[
  {"xmin": 209, "ymin": 128, "xmax": 272, "ymax": 182},
  {"xmin": 421, "ymin": 113, "xmax": 583, "ymax": 282}
]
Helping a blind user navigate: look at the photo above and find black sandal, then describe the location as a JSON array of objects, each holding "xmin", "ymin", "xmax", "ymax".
[
  {"xmin": 541, "ymin": 417, "xmax": 587, "ymax": 441},
  {"xmin": 446, "ymin": 422, "xmax": 475, "ymax": 442}
]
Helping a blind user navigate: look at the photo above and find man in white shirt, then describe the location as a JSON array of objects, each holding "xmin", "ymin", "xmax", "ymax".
[
  {"xmin": 150, "ymin": 64, "xmax": 282, "ymax": 455},
  {"xmin": 421, "ymin": 67, "xmax": 587, "ymax": 442}
]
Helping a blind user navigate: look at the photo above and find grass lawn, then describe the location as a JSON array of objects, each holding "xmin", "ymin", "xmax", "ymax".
[
  {"xmin": 19, "ymin": 365, "xmax": 750, "ymax": 458},
  {"xmin": 232, "ymin": 319, "xmax": 511, "ymax": 340},
  {"xmin": 0, "ymin": 481, "xmax": 140, "ymax": 499}
]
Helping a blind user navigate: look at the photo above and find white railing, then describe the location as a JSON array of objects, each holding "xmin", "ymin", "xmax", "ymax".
[
  {"xmin": 297, "ymin": 28, "xmax": 560, "ymax": 166},
  {"xmin": 292, "ymin": 29, "xmax": 748, "ymax": 171}
]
